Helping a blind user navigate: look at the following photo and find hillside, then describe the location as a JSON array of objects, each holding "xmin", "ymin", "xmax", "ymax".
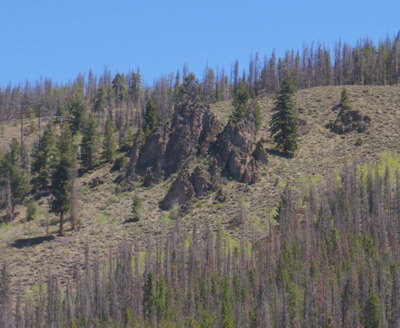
[{"xmin": 1, "ymin": 84, "xmax": 400, "ymax": 296}]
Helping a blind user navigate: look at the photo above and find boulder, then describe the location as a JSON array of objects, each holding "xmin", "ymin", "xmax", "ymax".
[
  {"xmin": 160, "ymin": 169, "xmax": 195, "ymax": 210},
  {"xmin": 135, "ymin": 125, "xmax": 170, "ymax": 177},
  {"xmin": 125, "ymin": 132, "xmax": 143, "ymax": 181},
  {"xmin": 253, "ymin": 141, "xmax": 268, "ymax": 164},
  {"xmin": 160, "ymin": 165, "xmax": 218, "ymax": 210},
  {"xmin": 192, "ymin": 166, "xmax": 215, "ymax": 197},
  {"xmin": 214, "ymin": 117, "xmax": 260, "ymax": 184}
]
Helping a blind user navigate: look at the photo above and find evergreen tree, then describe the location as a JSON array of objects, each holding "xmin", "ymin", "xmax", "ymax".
[
  {"xmin": 31, "ymin": 121, "xmax": 57, "ymax": 190},
  {"xmin": 143, "ymin": 98, "xmax": 158, "ymax": 136},
  {"xmin": 270, "ymin": 76, "xmax": 299, "ymax": 157},
  {"xmin": 364, "ymin": 290, "xmax": 382, "ymax": 328},
  {"xmin": 80, "ymin": 113, "xmax": 100, "ymax": 170},
  {"xmin": 120, "ymin": 123, "xmax": 135, "ymax": 151},
  {"xmin": 93, "ymin": 87, "xmax": 107, "ymax": 113},
  {"xmin": 69, "ymin": 96, "xmax": 86, "ymax": 134},
  {"xmin": 0, "ymin": 139, "xmax": 30, "ymax": 220},
  {"xmin": 230, "ymin": 82, "xmax": 250, "ymax": 123},
  {"xmin": 112, "ymin": 73, "xmax": 128, "ymax": 107},
  {"xmin": 179, "ymin": 73, "xmax": 200, "ymax": 105},
  {"xmin": 50, "ymin": 126, "xmax": 75, "ymax": 236},
  {"xmin": 339, "ymin": 87, "xmax": 351, "ymax": 112},
  {"xmin": 253, "ymin": 98, "xmax": 262, "ymax": 133},
  {"xmin": 131, "ymin": 194, "xmax": 142, "ymax": 222},
  {"xmin": 102, "ymin": 116, "xmax": 116, "ymax": 163}
]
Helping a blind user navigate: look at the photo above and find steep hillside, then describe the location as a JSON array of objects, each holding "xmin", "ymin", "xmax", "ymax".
[{"xmin": 1, "ymin": 84, "xmax": 400, "ymax": 295}]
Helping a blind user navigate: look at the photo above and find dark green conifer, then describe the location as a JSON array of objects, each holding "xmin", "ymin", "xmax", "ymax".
[
  {"xmin": 69, "ymin": 96, "xmax": 86, "ymax": 134},
  {"xmin": 102, "ymin": 116, "xmax": 116, "ymax": 163},
  {"xmin": 143, "ymin": 98, "xmax": 158, "ymax": 136},
  {"xmin": 0, "ymin": 139, "xmax": 30, "ymax": 219},
  {"xmin": 365, "ymin": 290, "xmax": 381, "ymax": 328},
  {"xmin": 112, "ymin": 73, "xmax": 128, "ymax": 107},
  {"xmin": 230, "ymin": 82, "xmax": 250, "ymax": 123},
  {"xmin": 131, "ymin": 194, "xmax": 142, "ymax": 222},
  {"xmin": 340, "ymin": 87, "xmax": 351, "ymax": 112},
  {"xmin": 80, "ymin": 113, "xmax": 100, "ymax": 170},
  {"xmin": 269, "ymin": 76, "xmax": 299, "ymax": 157},
  {"xmin": 253, "ymin": 98, "xmax": 262, "ymax": 133},
  {"xmin": 31, "ymin": 121, "xmax": 57, "ymax": 189},
  {"xmin": 50, "ymin": 126, "xmax": 75, "ymax": 236},
  {"xmin": 179, "ymin": 73, "xmax": 200, "ymax": 104}
]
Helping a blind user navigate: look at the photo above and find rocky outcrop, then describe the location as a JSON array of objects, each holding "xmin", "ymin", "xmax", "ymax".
[
  {"xmin": 125, "ymin": 132, "xmax": 143, "ymax": 181},
  {"xmin": 253, "ymin": 141, "xmax": 268, "ymax": 164},
  {"xmin": 214, "ymin": 116, "xmax": 260, "ymax": 184},
  {"xmin": 126, "ymin": 103, "xmax": 222, "ymax": 182},
  {"xmin": 160, "ymin": 165, "xmax": 217, "ymax": 210},
  {"xmin": 326, "ymin": 109, "xmax": 371, "ymax": 134},
  {"xmin": 162, "ymin": 104, "xmax": 221, "ymax": 176},
  {"xmin": 135, "ymin": 125, "xmax": 170, "ymax": 178},
  {"xmin": 125, "ymin": 102, "xmax": 268, "ymax": 210}
]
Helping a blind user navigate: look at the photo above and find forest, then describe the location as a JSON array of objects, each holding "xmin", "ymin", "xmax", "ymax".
[
  {"xmin": 0, "ymin": 31, "xmax": 400, "ymax": 328},
  {"xmin": 0, "ymin": 34, "xmax": 399, "ymax": 124},
  {"xmin": 1, "ymin": 156, "xmax": 400, "ymax": 327}
]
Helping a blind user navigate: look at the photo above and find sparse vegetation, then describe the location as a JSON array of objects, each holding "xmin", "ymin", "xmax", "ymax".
[
  {"xmin": 1, "ymin": 160, "xmax": 400, "ymax": 327},
  {"xmin": 1, "ymin": 30, "xmax": 400, "ymax": 328}
]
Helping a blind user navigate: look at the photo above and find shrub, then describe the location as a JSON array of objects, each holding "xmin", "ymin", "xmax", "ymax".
[{"xmin": 26, "ymin": 201, "xmax": 38, "ymax": 221}]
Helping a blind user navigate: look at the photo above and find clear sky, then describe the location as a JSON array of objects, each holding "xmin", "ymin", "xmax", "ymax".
[{"xmin": 0, "ymin": 0, "xmax": 399, "ymax": 87}]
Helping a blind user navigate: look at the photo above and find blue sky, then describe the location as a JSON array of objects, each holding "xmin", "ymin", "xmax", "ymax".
[{"xmin": 0, "ymin": 0, "xmax": 399, "ymax": 87}]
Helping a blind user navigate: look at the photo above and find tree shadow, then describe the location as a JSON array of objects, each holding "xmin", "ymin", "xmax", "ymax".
[
  {"xmin": 11, "ymin": 235, "xmax": 55, "ymax": 249},
  {"xmin": 122, "ymin": 218, "xmax": 139, "ymax": 224},
  {"xmin": 266, "ymin": 148, "xmax": 291, "ymax": 158}
]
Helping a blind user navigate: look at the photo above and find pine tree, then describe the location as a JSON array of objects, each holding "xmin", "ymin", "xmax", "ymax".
[
  {"xmin": 339, "ymin": 87, "xmax": 351, "ymax": 112},
  {"xmin": 80, "ymin": 113, "xmax": 100, "ymax": 170},
  {"xmin": 364, "ymin": 290, "xmax": 381, "ymax": 328},
  {"xmin": 31, "ymin": 121, "xmax": 57, "ymax": 190},
  {"xmin": 120, "ymin": 122, "xmax": 135, "ymax": 151},
  {"xmin": 179, "ymin": 73, "xmax": 200, "ymax": 105},
  {"xmin": 0, "ymin": 139, "xmax": 30, "ymax": 220},
  {"xmin": 270, "ymin": 76, "xmax": 299, "ymax": 157},
  {"xmin": 143, "ymin": 98, "xmax": 158, "ymax": 136},
  {"xmin": 69, "ymin": 96, "xmax": 86, "ymax": 135},
  {"xmin": 112, "ymin": 73, "xmax": 128, "ymax": 107},
  {"xmin": 131, "ymin": 195, "xmax": 142, "ymax": 222},
  {"xmin": 230, "ymin": 82, "xmax": 250, "ymax": 123},
  {"xmin": 253, "ymin": 98, "xmax": 262, "ymax": 133},
  {"xmin": 50, "ymin": 126, "xmax": 75, "ymax": 236},
  {"xmin": 102, "ymin": 116, "xmax": 116, "ymax": 163}
]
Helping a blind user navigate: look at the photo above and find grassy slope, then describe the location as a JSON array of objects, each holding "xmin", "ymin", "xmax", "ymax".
[{"xmin": 1, "ymin": 84, "xmax": 400, "ymax": 294}]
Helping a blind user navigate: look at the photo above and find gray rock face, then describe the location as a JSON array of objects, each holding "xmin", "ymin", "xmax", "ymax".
[
  {"xmin": 253, "ymin": 141, "xmax": 268, "ymax": 164},
  {"xmin": 214, "ymin": 118, "xmax": 260, "ymax": 184},
  {"xmin": 127, "ymin": 103, "xmax": 222, "ymax": 182},
  {"xmin": 125, "ymin": 102, "xmax": 268, "ymax": 209},
  {"xmin": 162, "ymin": 104, "xmax": 221, "ymax": 177},
  {"xmin": 126, "ymin": 132, "xmax": 143, "ymax": 181},
  {"xmin": 160, "ymin": 165, "xmax": 217, "ymax": 210},
  {"xmin": 135, "ymin": 125, "xmax": 170, "ymax": 177}
]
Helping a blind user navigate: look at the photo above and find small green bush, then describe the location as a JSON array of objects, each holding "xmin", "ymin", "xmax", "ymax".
[{"xmin": 26, "ymin": 201, "xmax": 38, "ymax": 221}]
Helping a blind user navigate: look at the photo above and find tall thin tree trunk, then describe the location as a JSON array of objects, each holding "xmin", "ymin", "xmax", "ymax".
[
  {"xmin": 5, "ymin": 176, "xmax": 13, "ymax": 222},
  {"xmin": 70, "ymin": 166, "xmax": 79, "ymax": 231},
  {"xmin": 59, "ymin": 212, "xmax": 64, "ymax": 236}
]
